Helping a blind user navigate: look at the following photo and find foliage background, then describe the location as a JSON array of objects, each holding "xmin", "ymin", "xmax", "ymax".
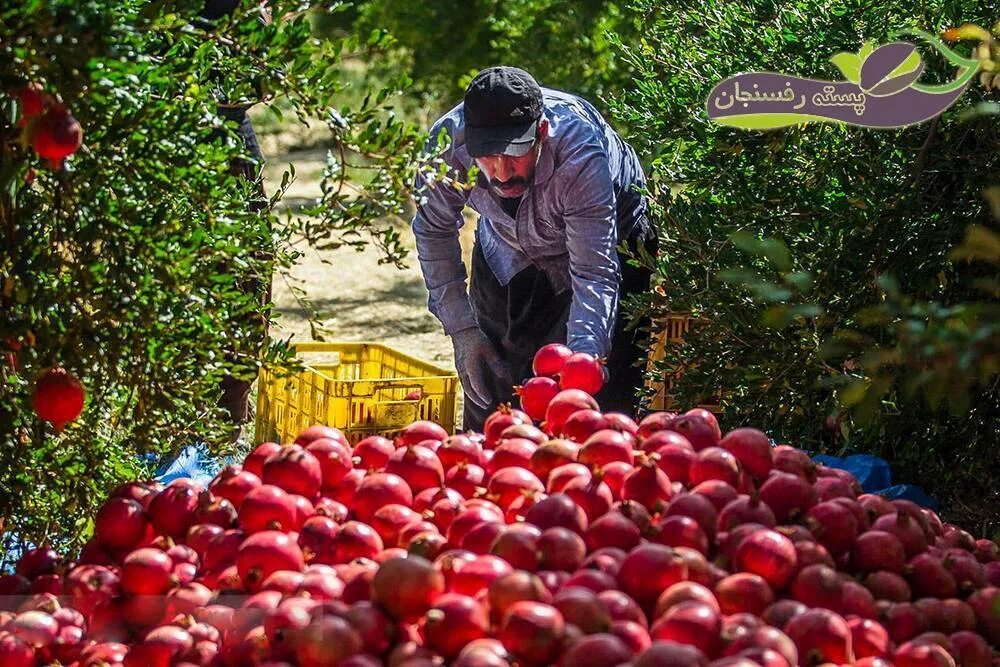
[
  {"xmin": 612, "ymin": 0, "xmax": 1000, "ymax": 533},
  {"xmin": 0, "ymin": 0, "xmax": 429, "ymax": 559}
]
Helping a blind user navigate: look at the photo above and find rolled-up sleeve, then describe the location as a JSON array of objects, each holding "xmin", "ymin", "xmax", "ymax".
[
  {"xmin": 411, "ymin": 125, "xmax": 478, "ymax": 335},
  {"xmin": 560, "ymin": 145, "xmax": 620, "ymax": 358}
]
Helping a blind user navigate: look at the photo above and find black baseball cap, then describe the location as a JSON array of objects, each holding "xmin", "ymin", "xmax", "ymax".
[{"xmin": 463, "ymin": 66, "xmax": 544, "ymax": 158}]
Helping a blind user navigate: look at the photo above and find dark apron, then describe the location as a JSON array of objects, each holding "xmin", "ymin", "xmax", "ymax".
[{"xmin": 463, "ymin": 197, "xmax": 658, "ymax": 431}]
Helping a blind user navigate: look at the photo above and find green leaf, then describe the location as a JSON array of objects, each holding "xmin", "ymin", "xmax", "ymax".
[
  {"xmin": 886, "ymin": 47, "xmax": 922, "ymax": 79},
  {"xmin": 859, "ymin": 39, "xmax": 876, "ymax": 62},
  {"xmin": 830, "ymin": 51, "xmax": 862, "ymax": 83}
]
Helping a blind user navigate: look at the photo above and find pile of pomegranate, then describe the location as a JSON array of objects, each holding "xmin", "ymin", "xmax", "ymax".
[{"xmin": 1, "ymin": 343, "xmax": 998, "ymax": 666}]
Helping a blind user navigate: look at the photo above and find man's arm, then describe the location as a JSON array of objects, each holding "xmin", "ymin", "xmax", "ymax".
[
  {"xmin": 560, "ymin": 144, "xmax": 621, "ymax": 359},
  {"xmin": 411, "ymin": 127, "xmax": 478, "ymax": 335}
]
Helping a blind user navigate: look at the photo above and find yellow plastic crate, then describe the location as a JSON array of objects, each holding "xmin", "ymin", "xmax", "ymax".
[
  {"xmin": 645, "ymin": 314, "xmax": 721, "ymax": 413},
  {"xmin": 254, "ymin": 342, "xmax": 458, "ymax": 445}
]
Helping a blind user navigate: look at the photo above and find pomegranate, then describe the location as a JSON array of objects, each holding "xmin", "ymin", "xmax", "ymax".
[
  {"xmin": 717, "ymin": 494, "xmax": 776, "ymax": 532},
  {"xmin": 437, "ymin": 434, "xmax": 484, "ymax": 469},
  {"xmin": 559, "ymin": 632, "xmax": 633, "ymax": 667},
  {"xmin": 370, "ymin": 555, "xmax": 444, "ymax": 621},
  {"xmin": 304, "ymin": 437, "xmax": 354, "ymax": 490},
  {"xmin": 617, "ymin": 544, "xmax": 688, "ymax": 606},
  {"xmin": 966, "ymin": 586, "xmax": 999, "ymax": 645},
  {"xmin": 121, "ymin": 547, "xmax": 175, "ymax": 595},
  {"xmin": 544, "ymin": 389, "xmax": 600, "ymax": 437},
  {"xmin": 633, "ymin": 639, "xmax": 709, "ymax": 666},
  {"xmin": 578, "ymin": 429, "xmax": 634, "ymax": 467},
  {"xmin": 715, "ymin": 572, "xmax": 774, "ymax": 615},
  {"xmin": 853, "ymin": 529, "xmax": 907, "ymax": 573},
  {"xmin": 805, "ymin": 499, "xmax": 859, "ymax": 557},
  {"xmin": 442, "ymin": 463, "xmax": 484, "ymax": 499},
  {"xmin": 892, "ymin": 639, "xmax": 956, "ymax": 667},
  {"xmin": 236, "ymin": 530, "xmax": 305, "ymax": 590},
  {"xmin": 352, "ymin": 472, "xmax": 413, "ymax": 523},
  {"xmin": 93, "ymin": 497, "xmax": 149, "ymax": 551},
  {"xmin": 759, "ymin": 471, "xmax": 817, "ymax": 522},
  {"xmin": 238, "ymin": 484, "xmax": 297, "ymax": 533},
  {"xmin": 654, "ymin": 515, "xmax": 709, "ymax": 554},
  {"xmin": 354, "ymin": 435, "xmax": 395, "ymax": 469},
  {"xmin": 584, "ymin": 511, "xmax": 642, "ymax": 552},
  {"xmin": 790, "ymin": 563, "xmax": 844, "ymax": 612},
  {"xmin": 719, "ymin": 427, "xmax": 772, "ymax": 480},
  {"xmin": 497, "ymin": 601, "xmax": 565, "ymax": 666},
  {"xmin": 784, "ymin": 608, "xmax": 854, "ymax": 665},
  {"xmin": 733, "ymin": 528, "xmax": 797, "ymax": 589},
  {"xmin": 488, "ymin": 466, "xmax": 544, "ymax": 509},
  {"xmin": 399, "ymin": 420, "xmax": 448, "ymax": 445},
  {"xmin": 908, "ymin": 553, "xmax": 958, "ymax": 599},
  {"xmin": 487, "ymin": 571, "xmax": 551, "ymax": 627},
  {"xmin": 532, "ymin": 342, "xmax": 573, "ymax": 377},
  {"xmin": 649, "ymin": 600, "xmax": 722, "ymax": 657},
  {"xmin": 563, "ymin": 409, "xmax": 612, "ymax": 442},
  {"xmin": 621, "ymin": 457, "xmax": 673, "ymax": 511},
  {"xmin": 559, "ymin": 352, "xmax": 606, "ymax": 394},
  {"xmin": 331, "ymin": 521, "xmax": 384, "ymax": 563},
  {"xmin": 488, "ymin": 437, "xmax": 538, "ymax": 474},
  {"xmin": 536, "ymin": 527, "xmax": 586, "ymax": 571},
  {"xmin": 529, "ymin": 439, "xmax": 579, "ymax": 483},
  {"xmin": 866, "ymin": 569, "xmax": 913, "ymax": 602},
  {"xmin": 483, "ymin": 405, "xmax": 532, "ymax": 447},
  {"xmin": 666, "ymin": 408, "xmax": 721, "ymax": 451},
  {"xmin": 30, "ymin": 105, "xmax": 82, "ymax": 167},
  {"xmin": 31, "ymin": 367, "xmax": 84, "ymax": 431},
  {"xmin": 948, "ymin": 630, "xmax": 992, "ymax": 667},
  {"xmin": 261, "ymin": 444, "xmax": 322, "ymax": 498},
  {"xmin": 422, "ymin": 593, "xmax": 489, "ymax": 658},
  {"xmin": 516, "ymin": 376, "xmax": 560, "ymax": 421}
]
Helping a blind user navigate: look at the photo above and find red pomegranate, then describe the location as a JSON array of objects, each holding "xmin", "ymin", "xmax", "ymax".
[
  {"xmin": 386, "ymin": 444, "xmax": 445, "ymax": 492},
  {"xmin": 719, "ymin": 427, "xmax": 773, "ymax": 480},
  {"xmin": 399, "ymin": 420, "xmax": 448, "ymax": 446},
  {"xmin": 353, "ymin": 435, "xmax": 395, "ymax": 470},
  {"xmin": 497, "ymin": 601, "xmax": 565, "ymax": 666},
  {"xmin": 371, "ymin": 555, "xmax": 445, "ymax": 621},
  {"xmin": 544, "ymin": 389, "xmax": 600, "ymax": 437},
  {"xmin": 516, "ymin": 376, "xmax": 560, "ymax": 421},
  {"xmin": 93, "ymin": 498, "xmax": 149, "ymax": 551},
  {"xmin": 533, "ymin": 342, "xmax": 573, "ymax": 377},
  {"xmin": 236, "ymin": 530, "xmax": 305, "ymax": 591},
  {"xmin": 559, "ymin": 352, "xmax": 606, "ymax": 395},
  {"xmin": 649, "ymin": 600, "xmax": 722, "ymax": 657},
  {"xmin": 261, "ymin": 445, "xmax": 322, "ymax": 498},
  {"xmin": 784, "ymin": 608, "xmax": 854, "ymax": 665},
  {"xmin": 422, "ymin": 593, "xmax": 489, "ymax": 658},
  {"xmin": 734, "ymin": 528, "xmax": 798, "ymax": 589},
  {"xmin": 30, "ymin": 105, "xmax": 82, "ymax": 167},
  {"xmin": 31, "ymin": 367, "xmax": 84, "ymax": 431}
]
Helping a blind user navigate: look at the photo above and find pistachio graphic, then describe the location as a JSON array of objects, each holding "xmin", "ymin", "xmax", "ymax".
[{"xmin": 859, "ymin": 42, "xmax": 925, "ymax": 97}]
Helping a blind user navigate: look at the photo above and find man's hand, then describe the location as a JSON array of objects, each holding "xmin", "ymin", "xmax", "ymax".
[{"xmin": 451, "ymin": 327, "xmax": 511, "ymax": 409}]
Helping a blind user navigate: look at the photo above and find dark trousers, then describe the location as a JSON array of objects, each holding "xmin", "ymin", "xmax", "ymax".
[
  {"xmin": 215, "ymin": 106, "xmax": 272, "ymax": 426},
  {"xmin": 463, "ymin": 217, "xmax": 658, "ymax": 431}
]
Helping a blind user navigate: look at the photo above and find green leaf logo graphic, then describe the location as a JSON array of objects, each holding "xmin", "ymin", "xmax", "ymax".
[{"xmin": 830, "ymin": 52, "xmax": 862, "ymax": 83}]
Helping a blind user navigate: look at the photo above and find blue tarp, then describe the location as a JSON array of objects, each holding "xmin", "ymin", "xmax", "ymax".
[
  {"xmin": 153, "ymin": 443, "xmax": 237, "ymax": 486},
  {"xmin": 810, "ymin": 452, "xmax": 939, "ymax": 511}
]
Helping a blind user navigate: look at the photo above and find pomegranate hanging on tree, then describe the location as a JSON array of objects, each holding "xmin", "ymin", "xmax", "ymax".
[
  {"xmin": 31, "ymin": 366, "xmax": 85, "ymax": 432},
  {"xmin": 30, "ymin": 104, "xmax": 82, "ymax": 169}
]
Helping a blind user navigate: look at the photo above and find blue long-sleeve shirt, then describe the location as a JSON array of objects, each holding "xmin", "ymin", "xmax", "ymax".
[{"xmin": 411, "ymin": 87, "xmax": 646, "ymax": 358}]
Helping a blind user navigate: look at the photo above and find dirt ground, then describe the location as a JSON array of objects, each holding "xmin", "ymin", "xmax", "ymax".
[{"xmin": 257, "ymin": 130, "xmax": 477, "ymax": 422}]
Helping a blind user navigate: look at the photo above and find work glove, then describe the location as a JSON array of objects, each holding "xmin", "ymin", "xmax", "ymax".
[{"xmin": 451, "ymin": 327, "xmax": 511, "ymax": 409}]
